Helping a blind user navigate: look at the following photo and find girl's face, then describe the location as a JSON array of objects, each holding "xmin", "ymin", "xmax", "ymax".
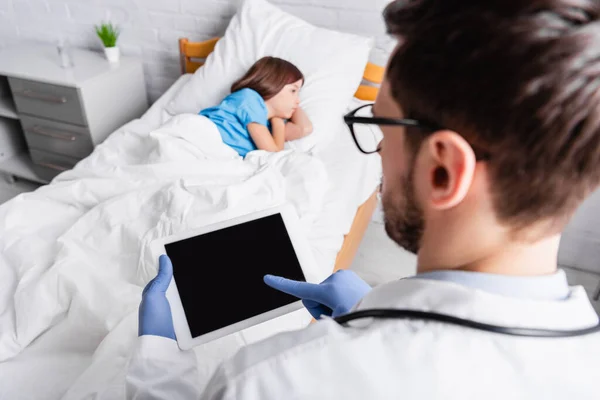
[{"xmin": 266, "ymin": 80, "xmax": 303, "ymax": 119}]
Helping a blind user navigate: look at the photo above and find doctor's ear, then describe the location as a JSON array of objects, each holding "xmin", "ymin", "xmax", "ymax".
[{"xmin": 424, "ymin": 131, "xmax": 476, "ymax": 210}]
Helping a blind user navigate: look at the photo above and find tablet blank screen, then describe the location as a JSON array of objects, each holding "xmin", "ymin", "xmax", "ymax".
[{"xmin": 165, "ymin": 213, "xmax": 307, "ymax": 338}]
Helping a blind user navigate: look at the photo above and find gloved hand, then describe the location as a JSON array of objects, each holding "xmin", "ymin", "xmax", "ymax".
[
  {"xmin": 138, "ymin": 255, "xmax": 176, "ymax": 340},
  {"xmin": 264, "ymin": 270, "xmax": 372, "ymax": 320}
]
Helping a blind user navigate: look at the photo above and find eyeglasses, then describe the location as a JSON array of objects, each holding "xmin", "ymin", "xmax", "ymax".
[
  {"xmin": 344, "ymin": 103, "xmax": 435, "ymax": 155},
  {"xmin": 343, "ymin": 103, "xmax": 491, "ymax": 160}
]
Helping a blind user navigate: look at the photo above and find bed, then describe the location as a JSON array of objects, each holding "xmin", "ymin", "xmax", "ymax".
[
  {"xmin": 0, "ymin": 77, "xmax": 381, "ymax": 400},
  {"xmin": 177, "ymin": 36, "xmax": 383, "ymax": 274},
  {"xmin": 0, "ymin": 55, "xmax": 383, "ymax": 400},
  {"xmin": 0, "ymin": 1, "xmax": 383, "ymax": 398}
]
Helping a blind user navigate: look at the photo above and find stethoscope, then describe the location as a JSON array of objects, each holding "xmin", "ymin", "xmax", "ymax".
[{"xmin": 334, "ymin": 309, "xmax": 600, "ymax": 338}]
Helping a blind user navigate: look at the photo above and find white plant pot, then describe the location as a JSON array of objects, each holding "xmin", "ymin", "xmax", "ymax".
[{"xmin": 104, "ymin": 46, "xmax": 120, "ymax": 63}]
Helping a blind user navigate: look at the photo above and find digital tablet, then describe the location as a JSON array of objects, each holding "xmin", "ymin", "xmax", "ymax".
[{"xmin": 150, "ymin": 204, "xmax": 319, "ymax": 350}]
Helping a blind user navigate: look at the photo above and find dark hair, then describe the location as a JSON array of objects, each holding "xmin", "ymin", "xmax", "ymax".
[
  {"xmin": 231, "ymin": 57, "xmax": 304, "ymax": 100},
  {"xmin": 384, "ymin": 0, "xmax": 600, "ymax": 232}
]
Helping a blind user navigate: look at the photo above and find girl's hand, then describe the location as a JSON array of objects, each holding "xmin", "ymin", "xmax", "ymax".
[
  {"xmin": 285, "ymin": 107, "xmax": 313, "ymax": 141},
  {"xmin": 270, "ymin": 117, "xmax": 286, "ymax": 130},
  {"xmin": 248, "ymin": 120, "xmax": 286, "ymax": 152}
]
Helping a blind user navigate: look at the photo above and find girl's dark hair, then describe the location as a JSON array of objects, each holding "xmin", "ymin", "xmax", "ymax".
[
  {"xmin": 384, "ymin": 0, "xmax": 600, "ymax": 232},
  {"xmin": 231, "ymin": 57, "xmax": 304, "ymax": 100}
]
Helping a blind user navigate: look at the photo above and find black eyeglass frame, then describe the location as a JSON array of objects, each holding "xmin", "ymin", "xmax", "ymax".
[
  {"xmin": 344, "ymin": 104, "xmax": 435, "ymax": 155},
  {"xmin": 343, "ymin": 103, "xmax": 490, "ymax": 160}
]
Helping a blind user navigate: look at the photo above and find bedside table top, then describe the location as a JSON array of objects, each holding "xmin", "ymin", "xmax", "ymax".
[{"xmin": 0, "ymin": 43, "xmax": 142, "ymax": 88}]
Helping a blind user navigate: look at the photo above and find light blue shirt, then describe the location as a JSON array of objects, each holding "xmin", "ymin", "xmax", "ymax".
[
  {"xmin": 199, "ymin": 88, "xmax": 269, "ymax": 157},
  {"xmin": 413, "ymin": 269, "xmax": 570, "ymax": 301}
]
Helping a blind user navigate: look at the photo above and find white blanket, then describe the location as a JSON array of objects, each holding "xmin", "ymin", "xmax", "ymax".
[{"xmin": 0, "ymin": 114, "xmax": 329, "ymax": 399}]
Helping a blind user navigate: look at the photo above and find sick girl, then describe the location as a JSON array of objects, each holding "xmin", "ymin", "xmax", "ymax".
[{"xmin": 199, "ymin": 57, "xmax": 313, "ymax": 157}]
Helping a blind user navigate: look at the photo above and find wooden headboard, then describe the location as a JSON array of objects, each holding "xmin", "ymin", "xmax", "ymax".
[{"xmin": 178, "ymin": 37, "xmax": 384, "ymax": 101}]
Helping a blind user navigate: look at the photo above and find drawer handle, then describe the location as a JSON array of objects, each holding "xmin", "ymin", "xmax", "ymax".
[
  {"xmin": 27, "ymin": 126, "xmax": 77, "ymax": 141},
  {"xmin": 36, "ymin": 162, "xmax": 69, "ymax": 172},
  {"xmin": 14, "ymin": 89, "xmax": 67, "ymax": 104}
]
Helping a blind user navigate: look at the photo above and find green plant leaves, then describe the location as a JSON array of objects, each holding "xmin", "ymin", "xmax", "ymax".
[{"xmin": 95, "ymin": 22, "xmax": 120, "ymax": 48}]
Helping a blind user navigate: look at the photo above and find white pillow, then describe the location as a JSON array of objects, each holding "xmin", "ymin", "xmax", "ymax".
[{"xmin": 165, "ymin": 0, "xmax": 374, "ymax": 153}]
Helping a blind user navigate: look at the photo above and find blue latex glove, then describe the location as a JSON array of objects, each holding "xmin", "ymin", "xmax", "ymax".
[
  {"xmin": 138, "ymin": 255, "xmax": 176, "ymax": 340},
  {"xmin": 264, "ymin": 270, "xmax": 372, "ymax": 320}
]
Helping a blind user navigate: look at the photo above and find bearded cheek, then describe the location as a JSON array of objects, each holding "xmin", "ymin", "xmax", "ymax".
[
  {"xmin": 382, "ymin": 181, "xmax": 404, "ymax": 212},
  {"xmin": 381, "ymin": 189, "xmax": 405, "ymax": 236},
  {"xmin": 381, "ymin": 171, "xmax": 424, "ymax": 254}
]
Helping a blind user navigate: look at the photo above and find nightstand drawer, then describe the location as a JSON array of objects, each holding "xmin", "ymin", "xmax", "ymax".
[
  {"xmin": 20, "ymin": 115, "xmax": 93, "ymax": 159},
  {"xmin": 8, "ymin": 77, "xmax": 87, "ymax": 126},
  {"xmin": 29, "ymin": 148, "xmax": 79, "ymax": 181}
]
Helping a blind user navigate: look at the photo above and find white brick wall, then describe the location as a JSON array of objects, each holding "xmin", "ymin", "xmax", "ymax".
[{"xmin": 0, "ymin": 0, "xmax": 395, "ymax": 102}]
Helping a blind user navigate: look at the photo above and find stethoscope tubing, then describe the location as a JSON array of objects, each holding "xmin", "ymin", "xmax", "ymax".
[{"xmin": 334, "ymin": 309, "xmax": 600, "ymax": 338}]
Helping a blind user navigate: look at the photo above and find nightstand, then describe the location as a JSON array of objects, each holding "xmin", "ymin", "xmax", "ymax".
[{"xmin": 0, "ymin": 43, "xmax": 148, "ymax": 183}]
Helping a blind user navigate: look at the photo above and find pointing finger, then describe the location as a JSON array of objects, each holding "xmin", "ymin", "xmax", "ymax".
[{"xmin": 263, "ymin": 275, "xmax": 324, "ymax": 302}]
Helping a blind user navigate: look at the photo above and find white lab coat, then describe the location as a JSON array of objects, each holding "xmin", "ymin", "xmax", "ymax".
[{"xmin": 126, "ymin": 278, "xmax": 600, "ymax": 399}]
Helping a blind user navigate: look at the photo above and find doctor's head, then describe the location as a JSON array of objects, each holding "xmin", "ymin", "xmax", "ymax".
[{"xmin": 376, "ymin": 0, "xmax": 600, "ymax": 268}]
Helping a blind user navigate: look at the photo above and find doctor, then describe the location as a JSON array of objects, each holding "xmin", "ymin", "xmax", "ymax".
[{"xmin": 128, "ymin": 0, "xmax": 600, "ymax": 398}]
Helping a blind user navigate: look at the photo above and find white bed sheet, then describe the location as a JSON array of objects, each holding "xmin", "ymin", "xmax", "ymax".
[{"xmin": 0, "ymin": 75, "xmax": 381, "ymax": 400}]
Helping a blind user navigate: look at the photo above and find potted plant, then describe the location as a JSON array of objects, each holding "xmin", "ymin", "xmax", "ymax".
[{"xmin": 95, "ymin": 22, "xmax": 120, "ymax": 63}]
